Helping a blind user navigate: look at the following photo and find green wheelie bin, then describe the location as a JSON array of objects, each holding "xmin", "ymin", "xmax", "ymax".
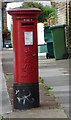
[
  {"xmin": 44, "ymin": 26, "xmax": 54, "ymax": 59},
  {"xmin": 50, "ymin": 24, "xmax": 68, "ymax": 60}
]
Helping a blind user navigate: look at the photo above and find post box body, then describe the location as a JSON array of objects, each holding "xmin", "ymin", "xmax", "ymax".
[{"xmin": 8, "ymin": 8, "xmax": 41, "ymax": 109}]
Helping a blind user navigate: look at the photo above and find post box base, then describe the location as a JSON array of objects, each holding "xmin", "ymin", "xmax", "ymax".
[{"xmin": 13, "ymin": 82, "xmax": 39, "ymax": 110}]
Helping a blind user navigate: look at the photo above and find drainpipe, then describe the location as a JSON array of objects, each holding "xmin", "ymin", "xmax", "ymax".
[
  {"xmin": 66, "ymin": 0, "xmax": 69, "ymax": 53},
  {"xmin": 2, "ymin": 2, "xmax": 4, "ymax": 47}
]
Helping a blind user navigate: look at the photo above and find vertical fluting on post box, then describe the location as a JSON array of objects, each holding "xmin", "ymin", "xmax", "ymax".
[{"xmin": 8, "ymin": 8, "xmax": 41, "ymax": 110}]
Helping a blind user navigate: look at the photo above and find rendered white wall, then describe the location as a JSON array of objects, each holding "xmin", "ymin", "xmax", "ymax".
[{"xmin": 37, "ymin": 23, "xmax": 45, "ymax": 45}]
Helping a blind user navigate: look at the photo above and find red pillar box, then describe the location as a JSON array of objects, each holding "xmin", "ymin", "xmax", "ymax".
[{"xmin": 8, "ymin": 8, "xmax": 41, "ymax": 110}]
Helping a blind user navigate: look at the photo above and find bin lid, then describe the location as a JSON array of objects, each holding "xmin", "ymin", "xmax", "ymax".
[
  {"xmin": 50, "ymin": 24, "xmax": 67, "ymax": 30},
  {"xmin": 44, "ymin": 25, "xmax": 50, "ymax": 28}
]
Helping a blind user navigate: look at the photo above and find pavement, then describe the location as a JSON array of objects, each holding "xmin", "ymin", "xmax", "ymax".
[
  {"xmin": 0, "ymin": 48, "xmax": 71, "ymax": 119},
  {"xmin": 0, "ymin": 50, "xmax": 12, "ymax": 115},
  {"xmin": 39, "ymin": 54, "xmax": 70, "ymax": 115}
]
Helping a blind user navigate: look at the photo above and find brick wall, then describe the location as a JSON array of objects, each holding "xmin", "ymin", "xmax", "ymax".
[
  {"xmin": 2, "ymin": 2, "xmax": 7, "ymax": 29},
  {"xmin": 68, "ymin": 1, "xmax": 71, "ymax": 54},
  {"xmin": 56, "ymin": 2, "xmax": 67, "ymax": 24},
  {"xmin": 2, "ymin": 3, "xmax": 7, "ymax": 29},
  {"xmin": 55, "ymin": 1, "xmax": 71, "ymax": 54},
  {"xmin": 4, "ymin": 7, "xmax": 7, "ymax": 29},
  {"xmin": 0, "ymin": 1, "xmax": 3, "ymax": 50},
  {"xmin": 0, "ymin": 1, "xmax": 1, "ymax": 8}
]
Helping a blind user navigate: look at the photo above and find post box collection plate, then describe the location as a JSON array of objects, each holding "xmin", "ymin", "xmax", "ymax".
[
  {"xmin": 8, "ymin": 8, "xmax": 41, "ymax": 110},
  {"xmin": 24, "ymin": 31, "xmax": 33, "ymax": 45}
]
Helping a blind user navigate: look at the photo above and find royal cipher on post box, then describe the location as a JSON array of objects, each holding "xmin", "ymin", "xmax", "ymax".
[{"xmin": 8, "ymin": 8, "xmax": 41, "ymax": 110}]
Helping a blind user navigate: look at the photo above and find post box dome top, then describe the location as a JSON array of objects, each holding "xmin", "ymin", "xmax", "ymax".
[{"xmin": 8, "ymin": 8, "xmax": 41, "ymax": 16}]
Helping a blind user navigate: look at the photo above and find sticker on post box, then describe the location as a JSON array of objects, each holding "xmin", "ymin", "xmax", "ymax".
[{"xmin": 24, "ymin": 31, "xmax": 33, "ymax": 45}]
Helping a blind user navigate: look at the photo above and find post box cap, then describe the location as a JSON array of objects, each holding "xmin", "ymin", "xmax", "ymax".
[{"xmin": 8, "ymin": 7, "xmax": 41, "ymax": 16}]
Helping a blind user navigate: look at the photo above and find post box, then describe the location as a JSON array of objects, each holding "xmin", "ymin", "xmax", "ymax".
[{"xmin": 8, "ymin": 8, "xmax": 41, "ymax": 110}]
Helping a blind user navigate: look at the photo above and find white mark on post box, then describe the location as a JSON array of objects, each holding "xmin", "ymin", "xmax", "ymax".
[
  {"xmin": 15, "ymin": 90, "xmax": 19, "ymax": 95},
  {"xmin": 17, "ymin": 91, "xmax": 34, "ymax": 105}
]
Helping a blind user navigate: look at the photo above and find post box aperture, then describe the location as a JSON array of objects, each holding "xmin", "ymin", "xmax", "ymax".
[{"xmin": 8, "ymin": 8, "xmax": 41, "ymax": 110}]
